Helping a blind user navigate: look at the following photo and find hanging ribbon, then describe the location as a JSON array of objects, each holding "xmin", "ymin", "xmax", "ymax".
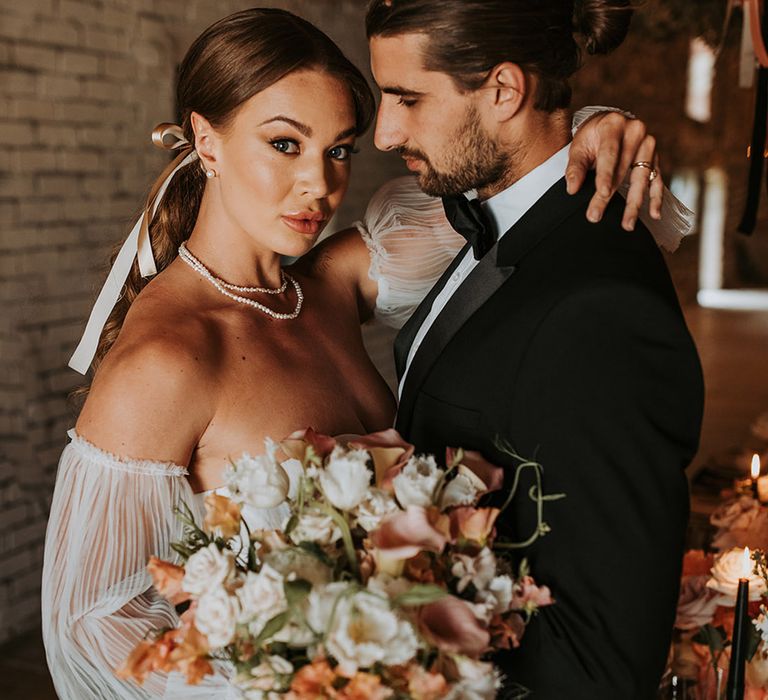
[
  {"xmin": 738, "ymin": 0, "xmax": 768, "ymax": 235},
  {"xmin": 68, "ymin": 124, "xmax": 198, "ymax": 374}
]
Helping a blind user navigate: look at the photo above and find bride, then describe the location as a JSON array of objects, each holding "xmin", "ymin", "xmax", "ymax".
[{"xmin": 41, "ymin": 7, "xmax": 686, "ymax": 699}]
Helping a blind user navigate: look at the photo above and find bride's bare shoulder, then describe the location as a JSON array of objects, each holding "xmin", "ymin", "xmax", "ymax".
[{"xmin": 76, "ymin": 277, "xmax": 219, "ymax": 462}]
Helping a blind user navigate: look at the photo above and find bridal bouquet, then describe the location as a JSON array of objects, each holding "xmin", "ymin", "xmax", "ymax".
[{"xmin": 118, "ymin": 429, "xmax": 553, "ymax": 699}]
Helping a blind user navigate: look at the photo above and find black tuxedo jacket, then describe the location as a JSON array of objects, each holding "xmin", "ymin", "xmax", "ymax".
[{"xmin": 394, "ymin": 176, "xmax": 704, "ymax": 699}]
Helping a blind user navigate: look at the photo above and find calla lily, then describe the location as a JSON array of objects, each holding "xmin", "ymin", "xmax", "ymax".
[
  {"xmin": 349, "ymin": 429, "xmax": 415, "ymax": 490},
  {"xmin": 418, "ymin": 595, "xmax": 490, "ymax": 657},
  {"xmin": 446, "ymin": 448, "xmax": 505, "ymax": 494},
  {"xmin": 370, "ymin": 505, "xmax": 448, "ymax": 560},
  {"xmin": 280, "ymin": 427, "xmax": 337, "ymax": 463}
]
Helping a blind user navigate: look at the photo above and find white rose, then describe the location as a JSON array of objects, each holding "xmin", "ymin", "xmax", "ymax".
[
  {"xmin": 195, "ymin": 587, "xmax": 240, "ymax": 648},
  {"xmin": 353, "ymin": 488, "xmax": 400, "ymax": 532},
  {"xmin": 707, "ymin": 547, "xmax": 767, "ymax": 604},
  {"xmin": 446, "ymin": 657, "xmax": 502, "ymax": 700},
  {"xmin": 182, "ymin": 543, "xmax": 235, "ymax": 596},
  {"xmin": 237, "ymin": 565, "xmax": 287, "ymax": 636},
  {"xmin": 366, "ymin": 572, "xmax": 414, "ymax": 600},
  {"xmin": 306, "ymin": 582, "xmax": 352, "ymax": 634},
  {"xmin": 393, "ymin": 455, "xmax": 444, "ymax": 508},
  {"xmin": 326, "ymin": 590, "xmax": 419, "ymax": 675},
  {"xmin": 226, "ymin": 439, "xmax": 290, "ymax": 509},
  {"xmin": 290, "ymin": 508, "xmax": 342, "ymax": 546},
  {"xmin": 452, "ymin": 547, "xmax": 497, "ymax": 594},
  {"xmin": 262, "ymin": 548, "xmax": 332, "ymax": 587},
  {"xmin": 440, "ymin": 466, "xmax": 487, "ymax": 509},
  {"xmin": 319, "ymin": 447, "xmax": 372, "ymax": 511}
]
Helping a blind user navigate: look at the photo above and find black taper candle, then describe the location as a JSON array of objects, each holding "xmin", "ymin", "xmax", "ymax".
[{"xmin": 726, "ymin": 577, "xmax": 749, "ymax": 700}]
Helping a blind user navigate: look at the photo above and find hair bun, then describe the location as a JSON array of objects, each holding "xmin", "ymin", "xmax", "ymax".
[{"xmin": 573, "ymin": 0, "xmax": 633, "ymax": 55}]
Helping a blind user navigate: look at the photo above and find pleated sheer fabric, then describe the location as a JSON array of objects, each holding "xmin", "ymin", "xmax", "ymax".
[
  {"xmin": 42, "ymin": 431, "xmax": 236, "ymax": 699},
  {"xmin": 361, "ymin": 107, "xmax": 694, "ymax": 330}
]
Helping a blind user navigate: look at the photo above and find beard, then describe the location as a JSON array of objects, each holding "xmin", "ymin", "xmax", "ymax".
[{"xmin": 398, "ymin": 105, "xmax": 513, "ymax": 198}]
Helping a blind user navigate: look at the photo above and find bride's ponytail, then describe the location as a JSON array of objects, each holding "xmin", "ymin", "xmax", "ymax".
[{"xmin": 573, "ymin": 0, "xmax": 634, "ymax": 55}]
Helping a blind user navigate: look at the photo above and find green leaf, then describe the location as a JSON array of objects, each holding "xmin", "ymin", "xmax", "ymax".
[
  {"xmin": 284, "ymin": 578, "xmax": 312, "ymax": 608},
  {"xmin": 284, "ymin": 514, "xmax": 298, "ymax": 536},
  {"xmin": 392, "ymin": 584, "xmax": 448, "ymax": 607},
  {"xmin": 253, "ymin": 610, "xmax": 290, "ymax": 645},
  {"xmin": 693, "ymin": 624, "xmax": 729, "ymax": 653}
]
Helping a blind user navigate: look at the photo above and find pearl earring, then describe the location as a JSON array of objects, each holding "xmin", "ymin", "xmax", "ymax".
[{"xmin": 205, "ymin": 169, "xmax": 216, "ymax": 179}]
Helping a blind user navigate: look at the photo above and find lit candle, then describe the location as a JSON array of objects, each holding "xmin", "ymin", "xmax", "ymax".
[
  {"xmin": 750, "ymin": 453, "xmax": 760, "ymax": 499},
  {"xmin": 754, "ymin": 454, "xmax": 768, "ymax": 503},
  {"xmin": 726, "ymin": 547, "xmax": 750, "ymax": 700}
]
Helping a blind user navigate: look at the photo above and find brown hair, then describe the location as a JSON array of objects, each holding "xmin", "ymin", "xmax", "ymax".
[
  {"xmin": 365, "ymin": 0, "xmax": 633, "ymax": 111},
  {"xmin": 88, "ymin": 8, "xmax": 375, "ymax": 376}
]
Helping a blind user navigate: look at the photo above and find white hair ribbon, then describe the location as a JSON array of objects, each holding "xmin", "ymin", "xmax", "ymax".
[{"xmin": 68, "ymin": 124, "xmax": 199, "ymax": 374}]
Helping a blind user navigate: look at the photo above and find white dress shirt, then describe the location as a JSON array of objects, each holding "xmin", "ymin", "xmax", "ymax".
[{"xmin": 398, "ymin": 143, "xmax": 572, "ymax": 396}]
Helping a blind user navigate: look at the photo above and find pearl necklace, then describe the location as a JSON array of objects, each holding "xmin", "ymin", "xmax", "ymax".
[{"xmin": 178, "ymin": 242, "xmax": 303, "ymax": 320}]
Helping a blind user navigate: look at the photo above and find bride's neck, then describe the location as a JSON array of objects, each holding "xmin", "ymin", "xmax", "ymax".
[{"xmin": 185, "ymin": 195, "xmax": 284, "ymax": 289}]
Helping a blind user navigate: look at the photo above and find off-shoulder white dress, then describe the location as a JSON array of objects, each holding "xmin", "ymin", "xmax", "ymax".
[{"xmin": 41, "ymin": 116, "xmax": 694, "ymax": 699}]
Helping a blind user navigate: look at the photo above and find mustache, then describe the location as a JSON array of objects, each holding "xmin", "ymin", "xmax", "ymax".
[{"xmin": 395, "ymin": 146, "xmax": 430, "ymax": 162}]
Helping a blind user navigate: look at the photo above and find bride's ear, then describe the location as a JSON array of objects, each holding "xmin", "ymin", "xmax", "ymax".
[{"xmin": 190, "ymin": 111, "xmax": 220, "ymax": 173}]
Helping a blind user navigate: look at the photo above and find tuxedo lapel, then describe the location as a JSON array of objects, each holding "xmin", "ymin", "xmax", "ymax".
[
  {"xmin": 393, "ymin": 241, "xmax": 471, "ymax": 380},
  {"xmin": 396, "ymin": 175, "xmax": 596, "ymax": 434}
]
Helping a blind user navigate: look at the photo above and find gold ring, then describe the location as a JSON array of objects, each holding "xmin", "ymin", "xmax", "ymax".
[{"xmin": 631, "ymin": 161, "xmax": 658, "ymax": 182}]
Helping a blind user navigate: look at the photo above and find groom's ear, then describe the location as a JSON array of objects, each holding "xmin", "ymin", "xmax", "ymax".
[{"xmin": 482, "ymin": 62, "xmax": 527, "ymax": 122}]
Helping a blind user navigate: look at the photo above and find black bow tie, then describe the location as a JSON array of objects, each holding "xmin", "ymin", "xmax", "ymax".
[{"xmin": 441, "ymin": 194, "xmax": 496, "ymax": 260}]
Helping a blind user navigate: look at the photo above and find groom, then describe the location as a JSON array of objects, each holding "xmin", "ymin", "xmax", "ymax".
[{"xmin": 366, "ymin": 1, "xmax": 704, "ymax": 697}]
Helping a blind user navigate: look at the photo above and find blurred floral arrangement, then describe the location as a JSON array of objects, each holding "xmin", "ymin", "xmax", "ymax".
[
  {"xmin": 117, "ymin": 428, "xmax": 557, "ymax": 699},
  {"xmin": 666, "ymin": 412, "xmax": 768, "ymax": 698}
]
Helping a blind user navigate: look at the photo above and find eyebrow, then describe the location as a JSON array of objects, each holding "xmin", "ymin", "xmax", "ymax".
[
  {"xmin": 258, "ymin": 116, "xmax": 357, "ymax": 142},
  {"xmin": 380, "ymin": 85, "xmax": 425, "ymax": 97}
]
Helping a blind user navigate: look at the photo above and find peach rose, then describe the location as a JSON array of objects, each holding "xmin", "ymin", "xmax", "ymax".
[
  {"xmin": 203, "ymin": 493, "xmax": 242, "ymax": 539},
  {"xmin": 449, "ymin": 507, "xmax": 500, "ymax": 545},
  {"xmin": 406, "ymin": 665, "xmax": 450, "ymax": 700},
  {"xmin": 147, "ymin": 557, "xmax": 189, "ymax": 606}
]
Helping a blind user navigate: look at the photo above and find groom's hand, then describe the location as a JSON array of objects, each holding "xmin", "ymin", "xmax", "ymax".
[{"xmin": 566, "ymin": 111, "xmax": 663, "ymax": 231}]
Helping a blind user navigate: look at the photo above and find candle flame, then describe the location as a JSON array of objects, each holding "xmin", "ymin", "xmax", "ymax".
[
  {"xmin": 753, "ymin": 454, "xmax": 762, "ymax": 480},
  {"xmin": 743, "ymin": 547, "xmax": 752, "ymax": 577}
]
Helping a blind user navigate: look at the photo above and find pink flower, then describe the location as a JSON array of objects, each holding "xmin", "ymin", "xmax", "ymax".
[
  {"xmin": 418, "ymin": 595, "xmax": 490, "ymax": 658},
  {"xmin": 370, "ymin": 506, "xmax": 448, "ymax": 560},
  {"xmin": 676, "ymin": 575, "xmax": 718, "ymax": 630},
  {"xmin": 348, "ymin": 429, "xmax": 415, "ymax": 491},
  {"xmin": 510, "ymin": 575, "xmax": 554, "ymax": 612},
  {"xmin": 446, "ymin": 448, "xmax": 504, "ymax": 494}
]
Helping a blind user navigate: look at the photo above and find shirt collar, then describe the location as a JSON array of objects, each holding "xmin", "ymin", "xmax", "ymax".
[{"xmin": 479, "ymin": 142, "xmax": 572, "ymax": 239}]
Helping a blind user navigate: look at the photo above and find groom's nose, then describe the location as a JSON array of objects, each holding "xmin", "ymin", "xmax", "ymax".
[{"xmin": 374, "ymin": 99, "xmax": 406, "ymax": 152}]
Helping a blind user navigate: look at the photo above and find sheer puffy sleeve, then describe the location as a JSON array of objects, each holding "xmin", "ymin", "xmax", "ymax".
[
  {"xmin": 42, "ymin": 431, "xmax": 235, "ymax": 699},
  {"xmin": 360, "ymin": 109, "xmax": 694, "ymax": 329},
  {"xmin": 357, "ymin": 176, "xmax": 465, "ymax": 329}
]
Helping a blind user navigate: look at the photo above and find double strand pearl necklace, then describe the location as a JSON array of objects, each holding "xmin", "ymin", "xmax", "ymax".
[{"xmin": 178, "ymin": 242, "xmax": 303, "ymax": 320}]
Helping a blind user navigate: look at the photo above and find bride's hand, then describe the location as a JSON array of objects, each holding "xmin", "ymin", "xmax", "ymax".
[{"xmin": 566, "ymin": 111, "xmax": 663, "ymax": 231}]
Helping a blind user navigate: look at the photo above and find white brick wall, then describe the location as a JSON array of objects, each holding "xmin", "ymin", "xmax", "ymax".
[{"xmin": 0, "ymin": 0, "xmax": 405, "ymax": 645}]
